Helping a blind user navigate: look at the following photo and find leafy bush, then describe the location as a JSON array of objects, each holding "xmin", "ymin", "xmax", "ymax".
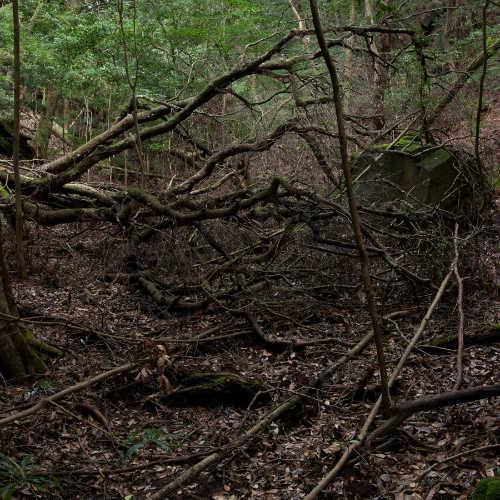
[
  {"xmin": 122, "ymin": 427, "xmax": 179, "ymax": 462},
  {"xmin": 0, "ymin": 453, "xmax": 59, "ymax": 499}
]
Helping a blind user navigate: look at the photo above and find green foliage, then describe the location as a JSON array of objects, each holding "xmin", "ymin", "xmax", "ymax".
[
  {"xmin": 486, "ymin": 37, "xmax": 500, "ymax": 55},
  {"xmin": 472, "ymin": 477, "xmax": 500, "ymax": 500},
  {"xmin": 147, "ymin": 140, "xmax": 172, "ymax": 152},
  {"xmin": 375, "ymin": 0, "xmax": 396, "ymax": 22},
  {"xmin": 35, "ymin": 380, "xmax": 58, "ymax": 395},
  {"xmin": 0, "ymin": 0, "xmax": 289, "ymax": 116},
  {"xmin": 0, "ymin": 182, "xmax": 10, "ymax": 200},
  {"xmin": 0, "ymin": 0, "xmax": 495, "ymax": 145},
  {"xmin": 0, "ymin": 453, "xmax": 59, "ymax": 499},
  {"xmin": 121, "ymin": 428, "xmax": 179, "ymax": 462}
]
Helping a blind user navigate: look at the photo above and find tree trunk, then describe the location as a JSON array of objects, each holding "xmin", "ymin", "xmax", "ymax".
[
  {"xmin": 0, "ymin": 220, "xmax": 45, "ymax": 378},
  {"xmin": 366, "ymin": 0, "xmax": 391, "ymax": 130},
  {"xmin": 288, "ymin": 0, "xmax": 314, "ymax": 67},
  {"xmin": 33, "ymin": 89, "xmax": 59, "ymax": 158},
  {"xmin": 442, "ymin": 0, "xmax": 457, "ymax": 71},
  {"xmin": 12, "ymin": 0, "xmax": 26, "ymax": 278},
  {"xmin": 344, "ymin": 0, "xmax": 357, "ymax": 115}
]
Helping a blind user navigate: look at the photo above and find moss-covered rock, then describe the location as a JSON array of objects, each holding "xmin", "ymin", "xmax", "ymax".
[
  {"xmin": 374, "ymin": 133, "xmax": 426, "ymax": 154},
  {"xmin": 352, "ymin": 144, "xmax": 482, "ymax": 214},
  {"xmin": 472, "ymin": 477, "xmax": 500, "ymax": 500}
]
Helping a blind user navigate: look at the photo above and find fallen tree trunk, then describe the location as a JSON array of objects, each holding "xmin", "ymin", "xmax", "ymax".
[
  {"xmin": 421, "ymin": 327, "xmax": 500, "ymax": 354},
  {"xmin": 162, "ymin": 371, "xmax": 271, "ymax": 407},
  {"xmin": 367, "ymin": 384, "xmax": 500, "ymax": 442}
]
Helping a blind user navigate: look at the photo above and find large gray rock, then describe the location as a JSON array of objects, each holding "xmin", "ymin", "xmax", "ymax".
[{"xmin": 352, "ymin": 146, "xmax": 480, "ymax": 213}]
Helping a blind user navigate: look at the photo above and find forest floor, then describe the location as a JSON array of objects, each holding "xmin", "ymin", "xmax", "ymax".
[{"xmin": 0, "ymin": 195, "xmax": 499, "ymax": 500}]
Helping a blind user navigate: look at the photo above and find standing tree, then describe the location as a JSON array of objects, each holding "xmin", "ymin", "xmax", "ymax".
[
  {"xmin": 12, "ymin": 0, "xmax": 26, "ymax": 278},
  {"xmin": 308, "ymin": 0, "xmax": 391, "ymax": 411},
  {"xmin": 0, "ymin": 220, "xmax": 45, "ymax": 378},
  {"xmin": 32, "ymin": 89, "xmax": 59, "ymax": 158},
  {"xmin": 0, "ymin": 0, "xmax": 40, "ymax": 377}
]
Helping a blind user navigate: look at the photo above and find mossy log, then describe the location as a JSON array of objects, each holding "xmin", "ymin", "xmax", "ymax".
[
  {"xmin": 421, "ymin": 327, "xmax": 500, "ymax": 354},
  {"xmin": 161, "ymin": 371, "xmax": 270, "ymax": 407}
]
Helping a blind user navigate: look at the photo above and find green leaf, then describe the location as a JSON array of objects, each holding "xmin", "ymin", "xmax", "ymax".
[
  {"xmin": 0, "ymin": 483, "xmax": 17, "ymax": 500},
  {"xmin": 154, "ymin": 440, "xmax": 171, "ymax": 453},
  {"xmin": 0, "ymin": 455, "xmax": 20, "ymax": 477},
  {"xmin": 123, "ymin": 442, "xmax": 145, "ymax": 461}
]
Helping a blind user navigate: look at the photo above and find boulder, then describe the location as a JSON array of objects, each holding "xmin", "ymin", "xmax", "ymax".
[{"xmin": 352, "ymin": 139, "xmax": 482, "ymax": 214}]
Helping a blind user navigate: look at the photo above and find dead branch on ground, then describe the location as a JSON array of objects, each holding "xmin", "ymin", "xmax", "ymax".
[
  {"xmin": 0, "ymin": 363, "xmax": 136, "ymax": 427},
  {"xmin": 367, "ymin": 384, "xmax": 500, "ymax": 442}
]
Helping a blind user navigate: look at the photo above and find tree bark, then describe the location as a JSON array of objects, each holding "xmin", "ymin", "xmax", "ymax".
[
  {"xmin": 0, "ymin": 220, "xmax": 45, "ymax": 378},
  {"xmin": 366, "ymin": 0, "xmax": 391, "ymax": 130},
  {"xmin": 344, "ymin": 0, "xmax": 357, "ymax": 115},
  {"xmin": 32, "ymin": 89, "xmax": 60, "ymax": 158},
  {"xmin": 308, "ymin": 0, "xmax": 391, "ymax": 412},
  {"xmin": 12, "ymin": 0, "xmax": 26, "ymax": 278}
]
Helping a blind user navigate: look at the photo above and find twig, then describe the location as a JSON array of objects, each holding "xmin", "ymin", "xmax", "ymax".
[
  {"xmin": 0, "ymin": 311, "xmax": 138, "ymax": 344},
  {"xmin": 153, "ymin": 330, "xmax": 250, "ymax": 344},
  {"xmin": 418, "ymin": 443, "xmax": 500, "ymax": 481},
  {"xmin": 0, "ymin": 363, "xmax": 135, "ymax": 427},
  {"xmin": 48, "ymin": 400, "xmax": 112, "ymax": 443},
  {"xmin": 74, "ymin": 401, "xmax": 109, "ymax": 428},
  {"xmin": 50, "ymin": 451, "xmax": 213, "ymax": 476},
  {"xmin": 242, "ymin": 312, "xmax": 304, "ymax": 352},
  {"xmin": 453, "ymin": 224, "xmax": 465, "ymax": 390}
]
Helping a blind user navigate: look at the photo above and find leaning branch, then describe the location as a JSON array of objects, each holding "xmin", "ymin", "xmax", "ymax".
[
  {"xmin": 128, "ymin": 178, "xmax": 280, "ymax": 223},
  {"xmin": 29, "ymin": 31, "xmax": 300, "ymax": 194},
  {"xmin": 171, "ymin": 119, "xmax": 297, "ymax": 195},
  {"xmin": 426, "ymin": 38, "xmax": 499, "ymax": 127}
]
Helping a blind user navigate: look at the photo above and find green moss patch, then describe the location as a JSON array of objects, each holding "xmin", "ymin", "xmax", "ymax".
[{"xmin": 472, "ymin": 477, "xmax": 500, "ymax": 500}]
